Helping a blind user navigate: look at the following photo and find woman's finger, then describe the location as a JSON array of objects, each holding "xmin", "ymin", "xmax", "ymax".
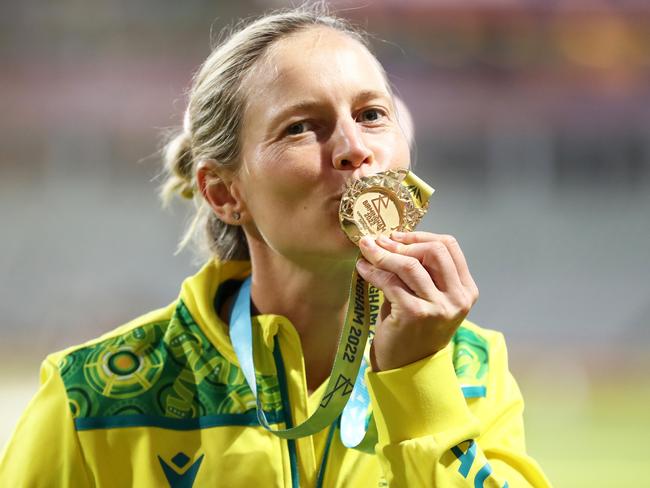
[
  {"xmin": 392, "ymin": 231, "xmax": 478, "ymax": 292},
  {"xmin": 355, "ymin": 258, "xmax": 414, "ymax": 305},
  {"xmin": 358, "ymin": 237, "xmax": 437, "ymax": 301},
  {"xmin": 376, "ymin": 235, "xmax": 463, "ymax": 294}
]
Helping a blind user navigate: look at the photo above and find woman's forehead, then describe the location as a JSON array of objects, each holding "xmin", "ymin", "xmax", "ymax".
[{"xmin": 246, "ymin": 27, "xmax": 390, "ymax": 112}]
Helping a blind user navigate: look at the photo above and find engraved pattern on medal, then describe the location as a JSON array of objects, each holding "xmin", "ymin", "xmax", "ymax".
[
  {"xmin": 339, "ymin": 169, "xmax": 428, "ymax": 244},
  {"xmin": 352, "ymin": 191, "xmax": 401, "ymax": 236}
]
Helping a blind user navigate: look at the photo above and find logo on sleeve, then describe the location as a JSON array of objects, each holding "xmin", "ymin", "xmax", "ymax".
[{"xmin": 158, "ymin": 452, "xmax": 204, "ymax": 488}]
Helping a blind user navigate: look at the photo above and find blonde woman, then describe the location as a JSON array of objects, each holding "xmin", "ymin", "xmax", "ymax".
[{"xmin": 0, "ymin": 6, "xmax": 550, "ymax": 487}]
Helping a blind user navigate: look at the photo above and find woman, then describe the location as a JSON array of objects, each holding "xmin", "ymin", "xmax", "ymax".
[{"xmin": 0, "ymin": 6, "xmax": 550, "ymax": 487}]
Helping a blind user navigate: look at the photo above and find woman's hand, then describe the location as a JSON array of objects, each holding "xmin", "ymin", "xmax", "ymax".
[{"xmin": 356, "ymin": 231, "xmax": 479, "ymax": 372}]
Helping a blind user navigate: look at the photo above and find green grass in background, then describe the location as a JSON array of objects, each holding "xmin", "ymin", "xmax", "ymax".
[{"xmin": 523, "ymin": 378, "xmax": 649, "ymax": 487}]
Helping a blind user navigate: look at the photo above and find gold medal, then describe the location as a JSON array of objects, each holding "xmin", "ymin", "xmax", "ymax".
[{"xmin": 339, "ymin": 169, "xmax": 434, "ymax": 244}]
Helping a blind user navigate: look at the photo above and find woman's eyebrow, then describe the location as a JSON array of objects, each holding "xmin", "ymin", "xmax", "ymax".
[
  {"xmin": 352, "ymin": 90, "xmax": 391, "ymax": 106},
  {"xmin": 267, "ymin": 100, "xmax": 322, "ymax": 130}
]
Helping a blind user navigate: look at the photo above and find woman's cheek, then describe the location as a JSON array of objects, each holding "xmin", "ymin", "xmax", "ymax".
[
  {"xmin": 369, "ymin": 130, "xmax": 410, "ymax": 171},
  {"xmin": 389, "ymin": 130, "xmax": 411, "ymax": 169}
]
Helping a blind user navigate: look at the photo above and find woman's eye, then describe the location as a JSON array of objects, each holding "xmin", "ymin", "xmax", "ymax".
[
  {"xmin": 286, "ymin": 122, "xmax": 309, "ymax": 136},
  {"xmin": 358, "ymin": 108, "xmax": 384, "ymax": 123}
]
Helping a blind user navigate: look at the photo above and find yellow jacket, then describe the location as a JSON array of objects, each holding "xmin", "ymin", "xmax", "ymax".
[{"xmin": 0, "ymin": 260, "xmax": 550, "ymax": 487}]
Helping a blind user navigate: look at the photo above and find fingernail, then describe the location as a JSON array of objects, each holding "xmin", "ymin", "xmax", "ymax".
[
  {"xmin": 377, "ymin": 235, "xmax": 391, "ymax": 245},
  {"xmin": 391, "ymin": 231, "xmax": 404, "ymax": 239},
  {"xmin": 356, "ymin": 259, "xmax": 370, "ymax": 272},
  {"xmin": 359, "ymin": 236, "xmax": 375, "ymax": 248}
]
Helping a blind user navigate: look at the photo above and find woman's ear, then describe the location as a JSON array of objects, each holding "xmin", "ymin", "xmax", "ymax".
[{"xmin": 196, "ymin": 159, "xmax": 249, "ymax": 225}]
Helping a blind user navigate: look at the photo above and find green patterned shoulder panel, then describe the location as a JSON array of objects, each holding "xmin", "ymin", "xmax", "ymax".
[
  {"xmin": 58, "ymin": 300, "xmax": 283, "ymax": 430},
  {"xmin": 452, "ymin": 325, "xmax": 490, "ymax": 398}
]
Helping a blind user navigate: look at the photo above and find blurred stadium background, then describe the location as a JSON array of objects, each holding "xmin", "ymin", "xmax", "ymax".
[{"xmin": 1, "ymin": 0, "xmax": 649, "ymax": 485}]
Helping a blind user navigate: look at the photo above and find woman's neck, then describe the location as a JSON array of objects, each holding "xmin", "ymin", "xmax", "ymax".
[{"xmin": 248, "ymin": 244, "xmax": 357, "ymax": 393}]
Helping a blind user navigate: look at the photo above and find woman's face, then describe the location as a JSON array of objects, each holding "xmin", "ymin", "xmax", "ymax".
[{"xmin": 236, "ymin": 27, "xmax": 410, "ymax": 262}]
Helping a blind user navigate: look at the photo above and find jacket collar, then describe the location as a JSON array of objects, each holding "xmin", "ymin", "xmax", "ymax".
[{"xmin": 179, "ymin": 259, "xmax": 288, "ymax": 365}]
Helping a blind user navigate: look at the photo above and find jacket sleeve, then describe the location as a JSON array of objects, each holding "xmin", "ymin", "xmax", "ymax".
[
  {"xmin": 365, "ymin": 333, "xmax": 551, "ymax": 488},
  {"xmin": 0, "ymin": 356, "xmax": 93, "ymax": 487}
]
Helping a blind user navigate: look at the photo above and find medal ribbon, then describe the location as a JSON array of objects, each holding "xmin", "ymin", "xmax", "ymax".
[
  {"xmin": 231, "ymin": 268, "xmax": 370, "ymax": 438},
  {"xmin": 403, "ymin": 171, "xmax": 435, "ymax": 209}
]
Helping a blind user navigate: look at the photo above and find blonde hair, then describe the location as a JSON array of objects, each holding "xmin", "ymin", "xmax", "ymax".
[{"xmin": 160, "ymin": 5, "xmax": 377, "ymax": 261}]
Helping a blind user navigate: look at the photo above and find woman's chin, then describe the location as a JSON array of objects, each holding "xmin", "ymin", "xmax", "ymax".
[
  {"xmin": 304, "ymin": 231, "xmax": 359, "ymax": 263},
  {"xmin": 327, "ymin": 231, "xmax": 361, "ymax": 260}
]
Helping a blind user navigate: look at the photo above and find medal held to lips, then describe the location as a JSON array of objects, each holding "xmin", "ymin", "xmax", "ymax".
[{"xmin": 339, "ymin": 168, "xmax": 435, "ymax": 244}]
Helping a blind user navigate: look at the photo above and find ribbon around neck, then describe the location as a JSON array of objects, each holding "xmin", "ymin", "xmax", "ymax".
[{"xmin": 230, "ymin": 268, "xmax": 373, "ymax": 441}]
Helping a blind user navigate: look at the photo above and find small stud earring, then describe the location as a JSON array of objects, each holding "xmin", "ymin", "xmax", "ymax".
[{"xmin": 232, "ymin": 212, "xmax": 241, "ymax": 221}]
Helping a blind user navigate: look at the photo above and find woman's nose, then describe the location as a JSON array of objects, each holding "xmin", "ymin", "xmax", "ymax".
[{"xmin": 331, "ymin": 119, "xmax": 373, "ymax": 170}]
